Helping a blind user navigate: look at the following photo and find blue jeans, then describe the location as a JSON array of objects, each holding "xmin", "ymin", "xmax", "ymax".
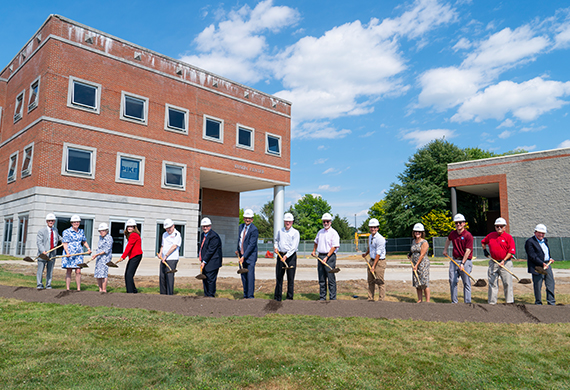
[
  {"xmin": 449, "ymin": 259, "xmax": 472, "ymax": 303},
  {"xmin": 532, "ymin": 267, "xmax": 555, "ymax": 305}
]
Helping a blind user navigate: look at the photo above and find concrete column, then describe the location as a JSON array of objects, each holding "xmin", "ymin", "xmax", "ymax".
[
  {"xmin": 273, "ymin": 186, "xmax": 284, "ymax": 242},
  {"xmin": 451, "ymin": 187, "xmax": 457, "ymax": 217}
]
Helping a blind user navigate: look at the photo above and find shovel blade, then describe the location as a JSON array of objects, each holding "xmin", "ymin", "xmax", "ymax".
[
  {"xmin": 106, "ymin": 261, "xmax": 118, "ymax": 268},
  {"xmin": 329, "ymin": 268, "xmax": 341, "ymax": 274},
  {"xmin": 474, "ymin": 279, "xmax": 487, "ymax": 287},
  {"xmin": 237, "ymin": 268, "xmax": 249, "ymax": 274},
  {"xmin": 167, "ymin": 269, "xmax": 178, "ymax": 274},
  {"xmin": 38, "ymin": 253, "xmax": 50, "ymax": 261},
  {"xmin": 78, "ymin": 263, "xmax": 88, "ymax": 268},
  {"xmin": 519, "ymin": 278, "xmax": 532, "ymax": 284},
  {"xmin": 195, "ymin": 274, "xmax": 207, "ymax": 280},
  {"xmin": 23, "ymin": 256, "xmax": 34, "ymax": 262},
  {"xmin": 374, "ymin": 279, "xmax": 383, "ymax": 285}
]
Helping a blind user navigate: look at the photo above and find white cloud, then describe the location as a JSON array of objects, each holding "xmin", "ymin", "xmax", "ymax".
[
  {"xmin": 418, "ymin": 67, "xmax": 482, "ymax": 110},
  {"xmin": 558, "ymin": 140, "xmax": 570, "ymax": 148},
  {"xmin": 318, "ymin": 184, "xmax": 341, "ymax": 192},
  {"xmin": 498, "ymin": 130, "xmax": 512, "ymax": 139},
  {"xmin": 520, "ymin": 125, "xmax": 546, "ymax": 132},
  {"xmin": 323, "ymin": 168, "xmax": 336, "ymax": 174},
  {"xmin": 314, "ymin": 158, "xmax": 328, "ymax": 164},
  {"xmin": 293, "ymin": 121, "xmax": 352, "ymax": 140},
  {"xmin": 497, "ymin": 118, "xmax": 514, "ymax": 128},
  {"xmin": 451, "ymin": 77, "xmax": 570, "ymax": 122},
  {"xmin": 401, "ymin": 129, "xmax": 456, "ymax": 147},
  {"xmin": 452, "ymin": 37, "xmax": 472, "ymax": 51},
  {"xmin": 359, "ymin": 131, "xmax": 375, "ymax": 138},
  {"xmin": 554, "ymin": 17, "xmax": 570, "ymax": 48},
  {"xmin": 514, "ymin": 145, "xmax": 537, "ymax": 151},
  {"xmin": 317, "ymin": 145, "xmax": 327, "ymax": 150},
  {"xmin": 356, "ymin": 209, "xmax": 369, "ymax": 217}
]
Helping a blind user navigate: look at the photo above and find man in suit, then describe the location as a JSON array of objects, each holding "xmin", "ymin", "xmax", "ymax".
[
  {"xmin": 36, "ymin": 213, "xmax": 61, "ymax": 290},
  {"xmin": 525, "ymin": 224, "xmax": 556, "ymax": 305},
  {"xmin": 237, "ymin": 209, "xmax": 258, "ymax": 299},
  {"xmin": 199, "ymin": 217, "xmax": 223, "ymax": 297}
]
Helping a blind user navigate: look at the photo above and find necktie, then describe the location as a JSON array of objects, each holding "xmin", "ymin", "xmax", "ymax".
[
  {"xmin": 240, "ymin": 226, "xmax": 248, "ymax": 255},
  {"xmin": 199, "ymin": 235, "xmax": 206, "ymax": 262},
  {"xmin": 50, "ymin": 228, "xmax": 54, "ymax": 250}
]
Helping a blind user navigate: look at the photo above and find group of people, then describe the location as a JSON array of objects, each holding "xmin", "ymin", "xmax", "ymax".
[{"xmin": 35, "ymin": 210, "xmax": 557, "ymax": 305}]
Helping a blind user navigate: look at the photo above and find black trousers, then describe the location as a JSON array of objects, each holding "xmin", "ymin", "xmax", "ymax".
[
  {"xmin": 159, "ymin": 259, "xmax": 178, "ymax": 295},
  {"xmin": 124, "ymin": 254, "xmax": 142, "ymax": 293},
  {"xmin": 317, "ymin": 253, "xmax": 336, "ymax": 300},
  {"xmin": 203, "ymin": 268, "xmax": 219, "ymax": 297},
  {"xmin": 274, "ymin": 252, "xmax": 297, "ymax": 301}
]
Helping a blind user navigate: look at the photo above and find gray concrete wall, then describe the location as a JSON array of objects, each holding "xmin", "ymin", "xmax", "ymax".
[
  {"xmin": 205, "ymin": 215, "xmax": 239, "ymax": 258},
  {"xmin": 448, "ymin": 148, "xmax": 570, "ymax": 237}
]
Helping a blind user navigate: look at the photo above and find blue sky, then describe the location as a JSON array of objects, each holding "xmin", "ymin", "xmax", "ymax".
[{"xmin": 2, "ymin": 0, "xmax": 570, "ymax": 227}]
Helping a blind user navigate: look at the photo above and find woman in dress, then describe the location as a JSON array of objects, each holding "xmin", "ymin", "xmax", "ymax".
[
  {"xmin": 93, "ymin": 223, "xmax": 113, "ymax": 292},
  {"xmin": 120, "ymin": 219, "xmax": 143, "ymax": 293},
  {"xmin": 408, "ymin": 222, "xmax": 430, "ymax": 303},
  {"xmin": 62, "ymin": 214, "xmax": 91, "ymax": 291}
]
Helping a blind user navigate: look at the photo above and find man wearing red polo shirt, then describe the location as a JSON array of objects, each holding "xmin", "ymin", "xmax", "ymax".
[{"xmin": 443, "ymin": 213, "xmax": 473, "ymax": 304}]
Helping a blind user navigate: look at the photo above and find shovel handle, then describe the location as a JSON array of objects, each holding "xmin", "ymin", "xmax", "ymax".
[
  {"xmin": 45, "ymin": 243, "xmax": 64, "ymax": 254},
  {"xmin": 409, "ymin": 261, "xmax": 420, "ymax": 282},
  {"xmin": 363, "ymin": 255, "xmax": 378, "ymax": 279},
  {"xmin": 57, "ymin": 251, "xmax": 91, "ymax": 258},
  {"xmin": 312, "ymin": 254, "xmax": 334, "ymax": 271},
  {"xmin": 489, "ymin": 257, "xmax": 520, "ymax": 281},
  {"xmin": 276, "ymin": 251, "xmax": 288, "ymax": 266},
  {"xmin": 444, "ymin": 254, "xmax": 477, "ymax": 283}
]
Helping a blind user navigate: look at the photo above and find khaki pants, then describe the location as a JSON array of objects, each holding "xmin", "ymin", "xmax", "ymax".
[
  {"xmin": 367, "ymin": 259, "xmax": 386, "ymax": 301},
  {"xmin": 488, "ymin": 259, "xmax": 513, "ymax": 304}
]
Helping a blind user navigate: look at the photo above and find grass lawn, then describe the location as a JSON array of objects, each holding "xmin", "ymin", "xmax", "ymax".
[{"xmin": 472, "ymin": 259, "xmax": 570, "ymax": 269}]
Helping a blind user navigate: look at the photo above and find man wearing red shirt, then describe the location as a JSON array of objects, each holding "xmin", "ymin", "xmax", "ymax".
[
  {"xmin": 443, "ymin": 213, "xmax": 473, "ymax": 304},
  {"xmin": 481, "ymin": 217, "xmax": 516, "ymax": 304}
]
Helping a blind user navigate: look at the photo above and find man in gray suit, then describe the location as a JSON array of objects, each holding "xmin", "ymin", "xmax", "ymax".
[{"xmin": 36, "ymin": 213, "xmax": 61, "ymax": 289}]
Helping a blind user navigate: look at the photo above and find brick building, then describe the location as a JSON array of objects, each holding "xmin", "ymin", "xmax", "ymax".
[{"xmin": 0, "ymin": 15, "xmax": 291, "ymax": 258}]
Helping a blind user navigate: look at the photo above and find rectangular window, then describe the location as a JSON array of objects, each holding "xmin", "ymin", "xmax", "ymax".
[
  {"xmin": 162, "ymin": 161, "xmax": 186, "ymax": 191},
  {"xmin": 14, "ymin": 90, "xmax": 25, "ymax": 122},
  {"xmin": 16, "ymin": 215, "xmax": 28, "ymax": 256},
  {"xmin": 156, "ymin": 222, "xmax": 185, "ymax": 256},
  {"xmin": 2, "ymin": 218, "xmax": 14, "ymax": 255},
  {"xmin": 266, "ymin": 133, "xmax": 281, "ymax": 156},
  {"xmin": 121, "ymin": 91, "xmax": 148, "ymax": 125},
  {"xmin": 237, "ymin": 125, "xmax": 254, "ymax": 150},
  {"xmin": 165, "ymin": 104, "xmax": 188, "ymax": 133},
  {"xmin": 61, "ymin": 143, "xmax": 97, "ymax": 179},
  {"xmin": 203, "ymin": 115, "xmax": 224, "ymax": 142},
  {"xmin": 67, "ymin": 77, "xmax": 101, "ymax": 113},
  {"xmin": 28, "ymin": 77, "xmax": 40, "ymax": 111},
  {"xmin": 21, "ymin": 143, "xmax": 34, "ymax": 178},
  {"xmin": 115, "ymin": 153, "xmax": 145, "ymax": 185},
  {"xmin": 7, "ymin": 152, "xmax": 18, "ymax": 183}
]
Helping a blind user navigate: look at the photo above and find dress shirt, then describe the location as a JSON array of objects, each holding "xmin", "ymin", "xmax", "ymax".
[
  {"xmin": 369, "ymin": 232, "xmax": 386, "ymax": 259},
  {"xmin": 274, "ymin": 226, "xmax": 300, "ymax": 258},
  {"xmin": 538, "ymin": 238, "xmax": 550, "ymax": 262},
  {"xmin": 314, "ymin": 227, "xmax": 340, "ymax": 254},
  {"xmin": 240, "ymin": 225, "xmax": 249, "ymax": 253}
]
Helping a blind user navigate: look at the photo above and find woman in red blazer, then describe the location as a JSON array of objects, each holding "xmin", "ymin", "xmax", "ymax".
[{"xmin": 121, "ymin": 219, "xmax": 143, "ymax": 293}]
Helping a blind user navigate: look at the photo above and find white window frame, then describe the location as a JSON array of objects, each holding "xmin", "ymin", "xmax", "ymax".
[
  {"xmin": 67, "ymin": 76, "xmax": 101, "ymax": 114},
  {"xmin": 7, "ymin": 151, "xmax": 18, "ymax": 183},
  {"xmin": 28, "ymin": 76, "xmax": 41, "ymax": 112},
  {"xmin": 236, "ymin": 124, "xmax": 255, "ymax": 151},
  {"xmin": 202, "ymin": 115, "xmax": 224, "ymax": 143},
  {"xmin": 164, "ymin": 104, "xmax": 189, "ymax": 134},
  {"xmin": 61, "ymin": 143, "xmax": 97, "ymax": 179},
  {"xmin": 161, "ymin": 161, "xmax": 186, "ymax": 191},
  {"xmin": 13, "ymin": 89, "xmax": 25, "ymax": 123},
  {"xmin": 115, "ymin": 152, "xmax": 145, "ymax": 186},
  {"xmin": 120, "ymin": 91, "xmax": 149, "ymax": 125},
  {"xmin": 21, "ymin": 142, "xmax": 34, "ymax": 178},
  {"xmin": 265, "ymin": 132, "xmax": 282, "ymax": 157}
]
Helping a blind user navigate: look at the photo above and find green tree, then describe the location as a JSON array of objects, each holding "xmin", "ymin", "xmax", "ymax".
[
  {"xmin": 359, "ymin": 200, "xmax": 388, "ymax": 236},
  {"xmin": 253, "ymin": 200, "xmax": 274, "ymax": 238},
  {"xmin": 290, "ymin": 194, "xmax": 332, "ymax": 240},
  {"xmin": 331, "ymin": 214, "xmax": 352, "ymax": 240},
  {"xmin": 421, "ymin": 210, "xmax": 455, "ymax": 241}
]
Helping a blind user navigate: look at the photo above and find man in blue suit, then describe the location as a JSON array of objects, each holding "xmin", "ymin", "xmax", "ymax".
[
  {"xmin": 199, "ymin": 217, "xmax": 223, "ymax": 297},
  {"xmin": 525, "ymin": 224, "xmax": 556, "ymax": 305},
  {"xmin": 237, "ymin": 209, "xmax": 258, "ymax": 299}
]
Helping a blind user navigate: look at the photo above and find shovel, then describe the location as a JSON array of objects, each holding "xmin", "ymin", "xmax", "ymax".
[
  {"xmin": 106, "ymin": 257, "xmax": 124, "ymax": 268},
  {"xmin": 195, "ymin": 263, "xmax": 207, "ymax": 280},
  {"xmin": 409, "ymin": 260, "xmax": 421, "ymax": 284},
  {"xmin": 363, "ymin": 255, "xmax": 382, "ymax": 285},
  {"xmin": 235, "ymin": 251, "xmax": 249, "ymax": 274},
  {"xmin": 23, "ymin": 243, "xmax": 63, "ymax": 262},
  {"xmin": 276, "ymin": 251, "xmax": 294, "ymax": 270},
  {"xmin": 535, "ymin": 259, "xmax": 554, "ymax": 275},
  {"xmin": 157, "ymin": 253, "xmax": 177, "ymax": 274},
  {"xmin": 78, "ymin": 252, "xmax": 103, "ymax": 268},
  {"xmin": 312, "ymin": 254, "xmax": 340, "ymax": 273},
  {"xmin": 444, "ymin": 254, "xmax": 487, "ymax": 287},
  {"xmin": 56, "ymin": 251, "xmax": 91, "ymax": 259},
  {"xmin": 489, "ymin": 256, "xmax": 532, "ymax": 284}
]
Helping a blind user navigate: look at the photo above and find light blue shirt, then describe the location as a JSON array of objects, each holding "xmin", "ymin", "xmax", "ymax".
[{"xmin": 538, "ymin": 238, "xmax": 550, "ymax": 262}]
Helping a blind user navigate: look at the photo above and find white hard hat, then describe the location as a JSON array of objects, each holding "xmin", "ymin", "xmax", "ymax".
[
  {"xmin": 412, "ymin": 223, "xmax": 425, "ymax": 232},
  {"xmin": 70, "ymin": 214, "xmax": 81, "ymax": 222},
  {"xmin": 283, "ymin": 213, "xmax": 294, "ymax": 222},
  {"xmin": 163, "ymin": 218, "xmax": 174, "ymax": 229},
  {"xmin": 98, "ymin": 223, "xmax": 109, "ymax": 231},
  {"xmin": 125, "ymin": 218, "xmax": 137, "ymax": 227},
  {"xmin": 494, "ymin": 217, "xmax": 507, "ymax": 226},
  {"xmin": 453, "ymin": 213, "xmax": 466, "ymax": 222},
  {"xmin": 321, "ymin": 213, "xmax": 333, "ymax": 221},
  {"xmin": 243, "ymin": 209, "xmax": 254, "ymax": 218},
  {"xmin": 369, "ymin": 218, "xmax": 380, "ymax": 227},
  {"xmin": 201, "ymin": 217, "xmax": 212, "ymax": 226},
  {"xmin": 45, "ymin": 213, "xmax": 56, "ymax": 221},
  {"xmin": 535, "ymin": 224, "xmax": 547, "ymax": 233}
]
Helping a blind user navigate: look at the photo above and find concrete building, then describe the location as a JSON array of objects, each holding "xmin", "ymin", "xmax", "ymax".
[
  {"xmin": 0, "ymin": 15, "xmax": 291, "ymax": 258},
  {"xmin": 448, "ymin": 147, "xmax": 570, "ymax": 237}
]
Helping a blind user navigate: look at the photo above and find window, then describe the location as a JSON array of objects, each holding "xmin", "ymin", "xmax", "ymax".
[
  {"xmin": 237, "ymin": 125, "xmax": 254, "ymax": 150},
  {"xmin": 203, "ymin": 115, "xmax": 224, "ymax": 142},
  {"xmin": 14, "ymin": 90, "xmax": 25, "ymax": 122},
  {"xmin": 156, "ymin": 222, "xmax": 185, "ymax": 256},
  {"xmin": 7, "ymin": 152, "xmax": 18, "ymax": 183},
  {"xmin": 165, "ymin": 104, "xmax": 188, "ymax": 133},
  {"xmin": 56, "ymin": 217, "xmax": 94, "ymax": 250},
  {"xmin": 2, "ymin": 218, "xmax": 13, "ymax": 255},
  {"xmin": 67, "ymin": 77, "xmax": 101, "ymax": 113},
  {"xmin": 16, "ymin": 215, "xmax": 28, "ymax": 256},
  {"xmin": 28, "ymin": 77, "xmax": 40, "ymax": 111},
  {"xmin": 21, "ymin": 143, "xmax": 34, "ymax": 178},
  {"xmin": 162, "ymin": 161, "xmax": 186, "ymax": 191},
  {"xmin": 61, "ymin": 143, "xmax": 97, "ymax": 179},
  {"xmin": 266, "ymin": 133, "xmax": 281, "ymax": 156},
  {"xmin": 120, "ymin": 91, "xmax": 148, "ymax": 124},
  {"xmin": 115, "ymin": 153, "xmax": 145, "ymax": 185}
]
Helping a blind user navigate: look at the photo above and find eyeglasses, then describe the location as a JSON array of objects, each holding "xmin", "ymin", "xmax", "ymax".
[
  {"xmin": 495, "ymin": 225, "xmax": 505, "ymax": 229},
  {"xmin": 323, "ymin": 220, "xmax": 331, "ymax": 223},
  {"xmin": 454, "ymin": 222, "xmax": 464, "ymax": 225}
]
